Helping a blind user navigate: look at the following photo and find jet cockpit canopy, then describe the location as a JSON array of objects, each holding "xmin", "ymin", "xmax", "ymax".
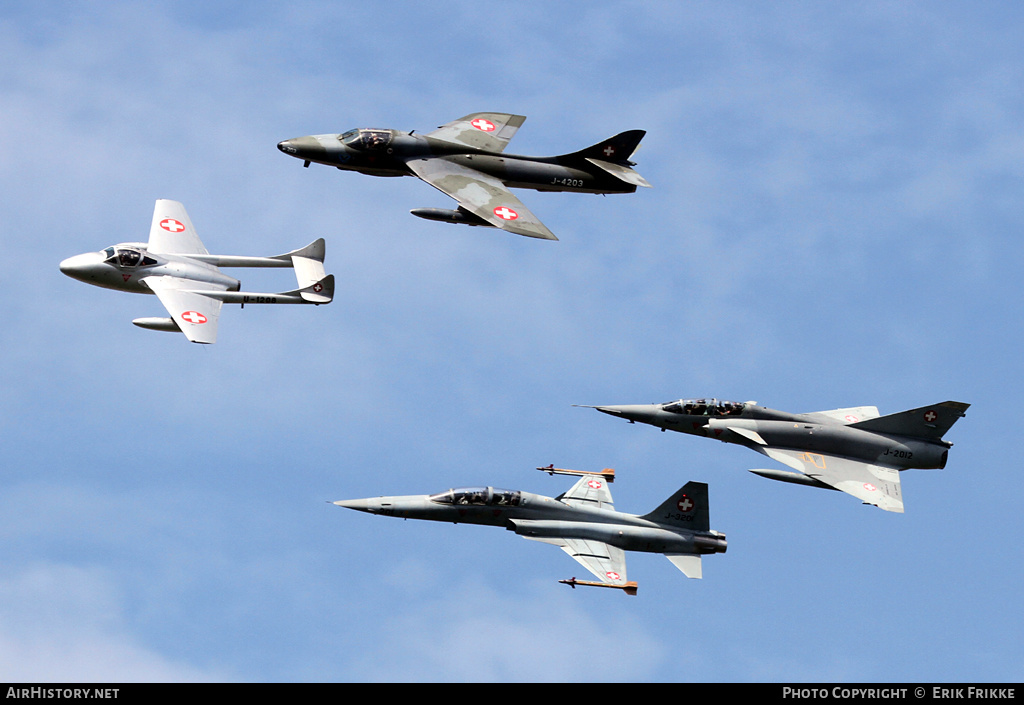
[
  {"xmin": 661, "ymin": 398, "xmax": 745, "ymax": 417},
  {"xmin": 429, "ymin": 487, "xmax": 522, "ymax": 507},
  {"xmin": 340, "ymin": 128, "xmax": 393, "ymax": 151},
  {"xmin": 103, "ymin": 246, "xmax": 157, "ymax": 268}
]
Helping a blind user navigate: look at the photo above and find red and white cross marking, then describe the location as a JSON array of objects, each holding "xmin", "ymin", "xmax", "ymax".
[
  {"xmin": 677, "ymin": 495, "xmax": 694, "ymax": 512},
  {"xmin": 493, "ymin": 206, "xmax": 519, "ymax": 221},
  {"xmin": 587, "ymin": 479, "xmax": 603, "ymax": 490},
  {"xmin": 160, "ymin": 218, "xmax": 185, "ymax": 232},
  {"xmin": 863, "ymin": 483, "xmax": 877, "ymax": 492},
  {"xmin": 924, "ymin": 410, "xmax": 938, "ymax": 423},
  {"xmin": 844, "ymin": 414, "xmax": 860, "ymax": 422},
  {"xmin": 605, "ymin": 571, "xmax": 621, "ymax": 582},
  {"xmin": 180, "ymin": 311, "xmax": 208, "ymax": 324},
  {"xmin": 602, "ymin": 145, "xmax": 616, "ymax": 157},
  {"xmin": 471, "ymin": 118, "xmax": 496, "ymax": 132},
  {"xmin": 312, "ymin": 282, "xmax": 323, "ymax": 293}
]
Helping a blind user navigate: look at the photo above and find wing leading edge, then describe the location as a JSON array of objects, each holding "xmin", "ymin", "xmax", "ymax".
[
  {"xmin": 405, "ymin": 158, "xmax": 557, "ymax": 240},
  {"xmin": 141, "ymin": 276, "xmax": 226, "ymax": 344},
  {"xmin": 753, "ymin": 447, "xmax": 905, "ymax": 513},
  {"xmin": 425, "ymin": 113, "xmax": 526, "ymax": 153}
]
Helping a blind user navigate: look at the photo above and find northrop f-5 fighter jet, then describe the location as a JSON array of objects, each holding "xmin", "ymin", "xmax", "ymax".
[
  {"xmin": 333, "ymin": 465, "xmax": 726, "ymax": 595},
  {"xmin": 60, "ymin": 199, "xmax": 334, "ymax": 344},
  {"xmin": 583, "ymin": 399, "xmax": 970, "ymax": 513},
  {"xmin": 278, "ymin": 113, "xmax": 650, "ymax": 241}
]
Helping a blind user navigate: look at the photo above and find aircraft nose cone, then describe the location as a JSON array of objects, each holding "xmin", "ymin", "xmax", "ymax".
[
  {"xmin": 592, "ymin": 404, "xmax": 662, "ymax": 422},
  {"xmin": 277, "ymin": 135, "xmax": 325, "ymax": 158},
  {"xmin": 333, "ymin": 498, "xmax": 379, "ymax": 513},
  {"xmin": 59, "ymin": 252, "xmax": 103, "ymax": 281}
]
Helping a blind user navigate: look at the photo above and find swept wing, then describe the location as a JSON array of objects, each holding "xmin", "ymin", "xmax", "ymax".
[
  {"xmin": 520, "ymin": 532, "xmax": 629, "ymax": 586},
  {"xmin": 425, "ymin": 113, "xmax": 526, "ymax": 153},
  {"xmin": 405, "ymin": 158, "xmax": 557, "ymax": 240},
  {"xmin": 557, "ymin": 474, "xmax": 614, "ymax": 510},
  {"xmin": 753, "ymin": 447, "xmax": 904, "ymax": 513},
  {"xmin": 141, "ymin": 276, "xmax": 226, "ymax": 344},
  {"xmin": 146, "ymin": 200, "xmax": 208, "ymax": 255}
]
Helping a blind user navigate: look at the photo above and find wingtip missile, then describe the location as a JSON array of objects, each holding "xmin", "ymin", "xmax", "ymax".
[
  {"xmin": 537, "ymin": 465, "xmax": 615, "ymax": 483},
  {"xmin": 559, "ymin": 577, "xmax": 638, "ymax": 596}
]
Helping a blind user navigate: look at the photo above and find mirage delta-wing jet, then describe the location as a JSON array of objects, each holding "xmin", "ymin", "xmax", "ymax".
[
  {"xmin": 583, "ymin": 399, "xmax": 970, "ymax": 513},
  {"xmin": 60, "ymin": 199, "xmax": 334, "ymax": 344},
  {"xmin": 277, "ymin": 113, "xmax": 651, "ymax": 241},
  {"xmin": 333, "ymin": 465, "xmax": 726, "ymax": 595}
]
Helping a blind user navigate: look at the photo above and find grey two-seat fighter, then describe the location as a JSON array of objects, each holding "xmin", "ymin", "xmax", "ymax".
[
  {"xmin": 60, "ymin": 199, "xmax": 334, "ymax": 344},
  {"xmin": 334, "ymin": 466, "xmax": 726, "ymax": 595},
  {"xmin": 278, "ymin": 113, "xmax": 650, "ymax": 241},
  {"xmin": 584, "ymin": 399, "xmax": 969, "ymax": 513}
]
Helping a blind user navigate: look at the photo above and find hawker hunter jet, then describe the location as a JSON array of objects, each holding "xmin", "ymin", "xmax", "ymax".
[
  {"xmin": 333, "ymin": 465, "xmax": 726, "ymax": 595},
  {"xmin": 583, "ymin": 399, "xmax": 970, "ymax": 513},
  {"xmin": 60, "ymin": 199, "xmax": 334, "ymax": 344},
  {"xmin": 278, "ymin": 113, "xmax": 650, "ymax": 241}
]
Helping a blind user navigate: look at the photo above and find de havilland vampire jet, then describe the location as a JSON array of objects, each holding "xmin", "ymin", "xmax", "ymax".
[
  {"xmin": 333, "ymin": 466, "xmax": 726, "ymax": 595},
  {"xmin": 60, "ymin": 199, "xmax": 334, "ymax": 344},
  {"xmin": 582, "ymin": 399, "xmax": 970, "ymax": 513},
  {"xmin": 278, "ymin": 113, "xmax": 651, "ymax": 241}
]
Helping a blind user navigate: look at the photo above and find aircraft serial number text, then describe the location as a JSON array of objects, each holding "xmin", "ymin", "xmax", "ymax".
[{"xmin": 551, "ymin": 178, "xmax": 584, "ymax": 187}]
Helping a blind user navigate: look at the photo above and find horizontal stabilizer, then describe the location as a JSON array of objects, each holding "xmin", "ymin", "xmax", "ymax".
[
  {"xmin": 584, "ymin": 158, "xmax": 652, "ymax": 188},
  {"xmin": 665, "ymin": 553, "xmax": 702, "ymax": 579},
  {"xmin": 292, "ymin": 254, "xmax": 327, "ymax": 289}
]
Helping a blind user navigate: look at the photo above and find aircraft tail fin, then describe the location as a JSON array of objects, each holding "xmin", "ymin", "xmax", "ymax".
[
  {"xmin": 566, "ymin": 130, "xmax": 646, "ymax": 162},
  {"xmin": 295, "ymin": 274, "xmax": 334, "ymax": 304},
  {"xmin": 271, "ymin": 238, "xmax": 326, "ymax": 264},
  {"xmin": 641, "ymin": 481, "xmax": 710, "ymax": 532},
  {"xmin": 847, "ymin": 401, "xmax": 969, "ymax": 440},
  {"xmin": 562, "ymin": 130, "xmax": 650, "ymax": 187}
]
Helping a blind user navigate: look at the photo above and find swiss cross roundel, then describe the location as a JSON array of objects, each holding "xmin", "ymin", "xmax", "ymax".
[
  {"xmin": 471, "ymin": 118, "xmax": 496, "ymax": 132},
  {"xmin": 587, "ymin": 479, "xmax": 602, "ymax": 490},
  {"xmin": 160, "ymin": 218, "xmax": 185, "ymax": 232},
  {"xmin": 677, "ymin": 495, "xmax": 695, "ymax": 512},
  {"xmin": 863, "ymin": 483, "xmax": 877, "ymax": 492},
  {"xmin": 605, "ymin": 571, "xmax": 621, "ymax": 581},
  {"xmin": 924, "ymin": 410, "xmax": 938, "ymax": 423},
  {"xmin": 493, "ymin": 206, "xmax": 518, "ymax": 221},
  {"xmin": 181, "ymin": 311, "xmax": 207, "ymax": 324},
  {"xmin": 845, "ymin": 414, "xmax": 859, "ymax": 422}
]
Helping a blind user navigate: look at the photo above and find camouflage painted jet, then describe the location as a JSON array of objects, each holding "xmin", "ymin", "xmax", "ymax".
[
  {"xmin": 333, "ymin": 465, "xmax": 726, "ymax": 595},
  {"xmin": 277, "ymin": 113, "xmax": 650, "ymax": 241},
  {"xmin": 583, "ymin": 399, "xmax": 970, "ymax": 513},
  {"xmin": 59, "ymin": 199, "xmax": 334, "ymax": 344}
]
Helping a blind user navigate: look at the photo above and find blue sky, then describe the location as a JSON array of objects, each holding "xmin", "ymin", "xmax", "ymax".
[{"xmin": 1, "ymin": 1, "xmax": 1021, "ymax": 682}]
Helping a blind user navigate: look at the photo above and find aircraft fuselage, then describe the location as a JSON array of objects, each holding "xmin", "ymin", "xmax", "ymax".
[
  {"xmin": 59, "ymin": 245, "xmax": 240, "ymax": 295},
  {"xmin": 594, "ymin": 403, "xmax": 949, "ymax": 470},
  {"xmin": 334, "ymin": 489, "xmax": 726, "ymax": 556},
  {"xmin": 277, "ymin": 130, "xmax": 637, "ymax": 194}
]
